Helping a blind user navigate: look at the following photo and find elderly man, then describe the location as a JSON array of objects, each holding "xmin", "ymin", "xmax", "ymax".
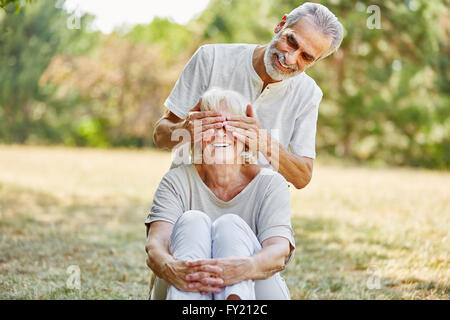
[{"xmin": 153, "ymin": 2, "xmax": 344, "ymax": 189}]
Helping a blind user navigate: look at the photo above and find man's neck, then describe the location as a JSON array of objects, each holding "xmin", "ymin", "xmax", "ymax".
[{"xmin": 252, "ymin": 45, "xmax": 281, "ymax": 91}]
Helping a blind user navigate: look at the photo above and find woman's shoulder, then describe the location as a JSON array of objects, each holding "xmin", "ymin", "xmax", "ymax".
[
  {"xmin": 257, "ymin": 168, "xmax": 290, "ymax": 192},
  {"xmin": 161, "ymin": 164, "xmax": 193, "ymax": 186}
]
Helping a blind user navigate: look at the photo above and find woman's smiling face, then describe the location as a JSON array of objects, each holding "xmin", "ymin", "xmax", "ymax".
[{"xmin": 201, "ymin": 103, "xmax": 245, "ymax": 165}]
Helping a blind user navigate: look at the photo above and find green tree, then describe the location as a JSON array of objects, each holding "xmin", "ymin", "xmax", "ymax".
[
  {"xmin": 0, "ymin": 0, "xmax": 448, "ymax": 168},
  {"xmin": 0, "ymin": 0, "xmax": 97, "ymax": 143},
  {"xmin": 40, "ymin": 35, "xmax": 176, "ymax": 147},
  {"xmin": 196, "ymin": 0, "xmax": 449, "ymax": 168},
  {"xmin": 0, "ymin": 0, "xmax": 34, "ymax": 12},
  {"xmin": 128, "ymin": 17, "xmax": 196, "ymax": 63}
]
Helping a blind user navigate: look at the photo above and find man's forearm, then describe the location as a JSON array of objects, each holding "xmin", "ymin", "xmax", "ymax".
[
  {"xmin": 263, "ymin": 137, "xmax": 313, "ymax": 189},
  {"xmin": 153, "ymin": 117, "xmax": 184, "ymax": 150}
]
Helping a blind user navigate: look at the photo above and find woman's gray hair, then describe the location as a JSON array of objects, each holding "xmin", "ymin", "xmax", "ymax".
[
  {"xmin": 199, "ymin": 87, "xmax": 255, "ymax": 165},
  {"xmin": 285, "ymin": 2, "xmax": 344, "ymax": 59},
  {"xmin": 200, "ymin": 87, "xmax": 249, "ymax": 115}
]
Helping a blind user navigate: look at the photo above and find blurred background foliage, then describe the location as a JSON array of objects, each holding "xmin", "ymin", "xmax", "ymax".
[{"xmin": 0, "ymin": 0, "xmax": 449, "ymax": 168}]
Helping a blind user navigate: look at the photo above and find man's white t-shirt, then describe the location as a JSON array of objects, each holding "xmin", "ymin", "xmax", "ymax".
[{"xmin": 165, "ymin": 43, "xmax": 323, "ymax": 165}]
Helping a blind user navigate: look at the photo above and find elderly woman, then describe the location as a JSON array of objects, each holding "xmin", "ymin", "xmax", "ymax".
[{"xmin": 145, "ymin": 88, "xmax": 295, "ymax": 300}]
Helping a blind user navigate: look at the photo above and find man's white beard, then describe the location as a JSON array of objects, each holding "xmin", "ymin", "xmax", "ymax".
[{"xmin": 263, "ymin": 33, "xmax": 303, "ymax": 81}]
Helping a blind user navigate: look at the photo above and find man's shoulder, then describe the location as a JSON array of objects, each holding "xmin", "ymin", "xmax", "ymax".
[
  {"xmin": 198, "ymin": 43, "xmax": 256, "ymax": 57},
  {"xmin": 291, "ymin": 72, "xmax": 323, "ymax": 97}
]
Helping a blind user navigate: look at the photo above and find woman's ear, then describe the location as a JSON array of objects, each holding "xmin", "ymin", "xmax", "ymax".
[{"xmin": 274, "ymin": 15, "xmax": 287, "ymax": 33}]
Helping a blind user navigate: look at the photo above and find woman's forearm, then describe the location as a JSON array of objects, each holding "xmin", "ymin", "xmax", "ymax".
[
  {"xmin": 248, "ymin": 241, "xmax": 290, "ymax": 281},
  {"xmin": 146, "ymin": 239, "xmax": 175, "ymax": 282}
]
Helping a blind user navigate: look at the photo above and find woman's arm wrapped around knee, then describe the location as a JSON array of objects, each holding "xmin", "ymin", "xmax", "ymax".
[
  {"xmin": 146, "ymin": 220, "xmax": 222, "ymax": 294},
  {"xmin": 145, "ymin": 221, "xmax": 175, "ymax": 281},
  {"xmin": 186, "ymin": 236, "xmax": 291, "ymax": 287},
  {"xmin": 248, "ymin": 236, "xmax": 292, "ymax": 280}
]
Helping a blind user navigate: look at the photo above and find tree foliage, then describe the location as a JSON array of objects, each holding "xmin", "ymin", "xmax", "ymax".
[
  {"xmin": 40, "ymin": 35, "xmax": 179, "ymax": 147},
  {"xmin": 0, "ymin": 0, "xmax": 448, "ymax": 168},
  {"xmin": 0, "ymin": 0, "xmax": 34, "ymax": 13},
  {"xmin": 196, "ymin": 0, "xmax": 449, "ymax": 169},
  {"xmin": 0, "ymin": 0, "xmax": 97, "ymax": 143}
]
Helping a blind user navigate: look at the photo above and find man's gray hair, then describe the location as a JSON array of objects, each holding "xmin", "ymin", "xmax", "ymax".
[{"xmin": 285, "ymin": 2, "xmax": 344, "ymax": 59}]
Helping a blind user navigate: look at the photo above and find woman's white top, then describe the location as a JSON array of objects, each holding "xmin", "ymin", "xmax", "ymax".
[{"xmin": 145, "ymin": 164, "xmax": 296, "ymax": 262}]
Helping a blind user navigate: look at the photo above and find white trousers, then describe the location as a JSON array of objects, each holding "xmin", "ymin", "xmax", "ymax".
[{"xmin": 166, "ymin": 210, "xmax": 291, "ymax": 300}]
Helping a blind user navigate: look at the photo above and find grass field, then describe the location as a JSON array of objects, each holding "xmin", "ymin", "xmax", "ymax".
[{"xmin": 0, "ymin": 145, "xmax": 448, "ymax": 299}]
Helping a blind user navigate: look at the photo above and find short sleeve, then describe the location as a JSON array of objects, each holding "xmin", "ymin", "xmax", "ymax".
[
  {"xmin": 145, "ymin": 175, "xmax": 184, "ymax": 235},
  {"xmin": 257, "ymin": 174, "xmax": 296, "ymax": 265},
  {"xmin": 164, "ymin": 45, "xmax": 213, "ymax": 119},
  {"xmin": 289, "ymin": 87, "xmax": 322, "ymax": 159}
]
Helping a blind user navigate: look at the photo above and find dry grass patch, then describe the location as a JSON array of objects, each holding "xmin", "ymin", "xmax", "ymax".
[{"xmin": 0, "ymin": 145, "xmax": 448, "ymax": 299}]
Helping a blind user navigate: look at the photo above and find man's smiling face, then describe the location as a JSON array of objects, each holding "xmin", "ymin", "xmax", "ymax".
[{"xmin": 264, "ymin": 15, "xmax": 333, "ymax": 81}]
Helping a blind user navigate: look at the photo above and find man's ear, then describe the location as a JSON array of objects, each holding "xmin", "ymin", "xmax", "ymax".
[{"xmin": 274, "ymin": 15, "xmax": 287, "ymax": 33}]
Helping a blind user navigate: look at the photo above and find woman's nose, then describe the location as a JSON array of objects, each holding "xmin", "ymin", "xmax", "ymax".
[
  {"xmin": 213, "ymin": 127, "xmax": 230, "ymax": 141},
  {"xmin": 215, "ymin": 127, "xmax": 226, "ymax": 136}
]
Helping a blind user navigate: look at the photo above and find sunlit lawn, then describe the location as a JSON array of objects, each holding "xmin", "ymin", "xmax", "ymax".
[{"xmin": 0, "ymin": 145, "xmax": 448, "ymax": 299}]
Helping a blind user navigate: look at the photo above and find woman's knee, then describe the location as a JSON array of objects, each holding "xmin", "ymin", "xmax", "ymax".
[
  {"xmin": 170, "ymin": 210, "xmax": 213, "ymax": 258},
  {"xmin": 213, "ymin": 213, "xmax": 246, "ymax": 230},
  {"xmin": 212, "ymin": 214, "xmax": 261, "ymax": 256},
  {"xmin": 176, "ymin": 210, "xmax": 212, "ymax": 228},
  {"xmin": 213, "ymin": 214, "xmax": 252, "ymax": 244}
]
